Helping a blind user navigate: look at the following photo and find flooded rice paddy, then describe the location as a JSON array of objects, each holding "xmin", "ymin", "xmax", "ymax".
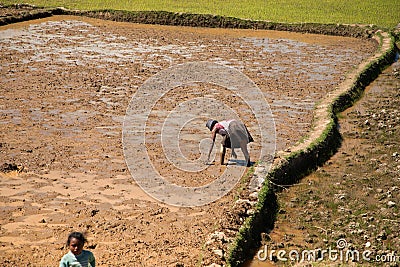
[{"xmin": 0, "ymin": 15, "xmax": 378, "ymax": 266}]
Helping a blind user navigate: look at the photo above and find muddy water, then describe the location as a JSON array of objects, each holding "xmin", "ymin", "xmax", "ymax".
[
  {"xmin": 0, "ymin": 15, "xmax": 378, "ymax": 266},
  {"xmin": 0, "ymin": 15, "xmax": 376, "ymax": 164}
]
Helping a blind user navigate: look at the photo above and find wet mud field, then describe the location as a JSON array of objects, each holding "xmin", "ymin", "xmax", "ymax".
[{"xmin": 0, "ymin": 13, "xmax": 377, "ymax": 266}]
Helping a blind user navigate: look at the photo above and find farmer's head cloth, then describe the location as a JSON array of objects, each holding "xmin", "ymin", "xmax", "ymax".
[{"xmin": 206, "ymin": 119, "xmax": 218, "ymax": 131}]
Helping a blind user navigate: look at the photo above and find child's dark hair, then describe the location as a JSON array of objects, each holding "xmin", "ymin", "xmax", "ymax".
[{"xmin": 66, "ymin": 232, "xmax": 87, "ymax": 246}]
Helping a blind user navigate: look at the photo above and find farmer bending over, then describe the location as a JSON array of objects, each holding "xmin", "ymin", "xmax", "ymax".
[{"xmin": 206, "ymin": 119, "xmax": 253, "ymax": 167}]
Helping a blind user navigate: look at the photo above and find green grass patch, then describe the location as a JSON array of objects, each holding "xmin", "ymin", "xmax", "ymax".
[
  {"xmin": 2, "ymin": 0, "xmax": 399, "ymax": 29},
  {"xmin": 234, "ymin": 165, "xmax": 255, "ymax": 202}
]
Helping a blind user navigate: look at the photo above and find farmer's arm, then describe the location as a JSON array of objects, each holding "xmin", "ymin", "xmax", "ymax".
[{"xmin": 207, "ymin": 129, "xmax": 217, "ymax": 162}]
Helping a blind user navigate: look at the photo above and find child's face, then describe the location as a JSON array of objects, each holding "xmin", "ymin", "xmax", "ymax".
[{"xmin": 69, "ymin": 237, "xmax": 84, "ymax": 255}]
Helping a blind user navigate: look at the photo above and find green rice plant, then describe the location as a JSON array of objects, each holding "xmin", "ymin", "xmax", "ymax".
[{"xmin": 2, "ymin": 0, "xmax": 399, "ymax": 29}]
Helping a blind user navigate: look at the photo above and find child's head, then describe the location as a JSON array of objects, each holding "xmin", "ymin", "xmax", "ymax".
[{"xmin": 66, "ymin": 232, "xmax": 87, "ymax": 255}]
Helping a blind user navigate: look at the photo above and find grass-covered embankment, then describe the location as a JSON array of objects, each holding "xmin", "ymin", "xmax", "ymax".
[{"xmin": 0, "ymin": 5, "xmax": 383, "ymax": 39}]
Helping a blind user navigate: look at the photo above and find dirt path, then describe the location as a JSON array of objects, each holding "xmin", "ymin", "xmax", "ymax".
[
  {"xmin": 0, "ymin": 13, "xmax": 378, "ymax": 266},
  {"xmin": 248, "ymin": 56, "xmax": 400, "ymax": 266}
]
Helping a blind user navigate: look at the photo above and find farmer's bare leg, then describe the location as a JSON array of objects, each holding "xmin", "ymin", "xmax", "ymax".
[
  {"xmin": 231, "ymin": 148, "xmax": 237, "ymax": 159},
  {"xmin": 240, "ymin": 142, "xmax": 251, "ymax": 167},
  {"xmin": 220, "ymin": 144, "xmax": 226, "ymax": 165}
]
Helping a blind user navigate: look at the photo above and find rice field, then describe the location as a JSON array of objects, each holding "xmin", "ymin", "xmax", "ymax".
[{"xmin": 2, "ymin": 0, "xmax": 399, "ymax": 29}]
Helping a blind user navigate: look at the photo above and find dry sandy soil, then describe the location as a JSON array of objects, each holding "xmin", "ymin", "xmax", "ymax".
[{"xmin": 0, "ymin": 8, "xmax": 378, "ymax": 267}]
